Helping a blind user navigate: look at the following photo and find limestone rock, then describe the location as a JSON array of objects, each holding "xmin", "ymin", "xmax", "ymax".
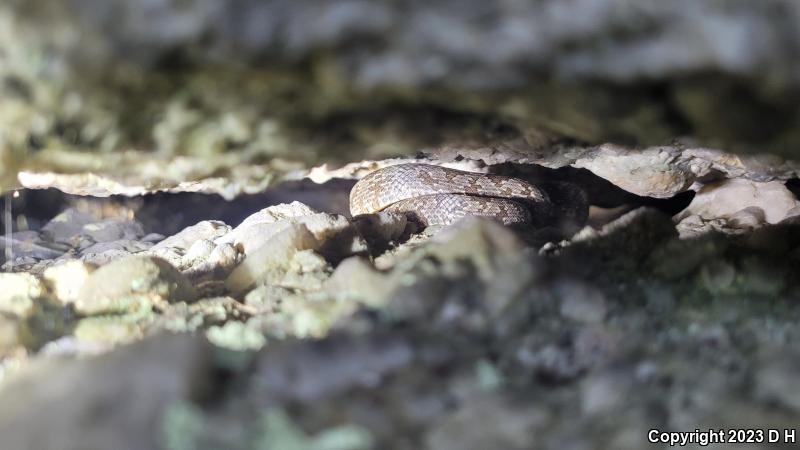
[
  {"xmin": 42, "ymin": 260, "xmax": 95, "ymax": 304},
  {"xmin": 147, "ymin": 220, "xmax": 232, "ymax": 269},
  {"xmin": 676, "ymin": 178, "xmax": 800, "ymax": 226},
  {"xmin": 556, "ymin": 280, "xmax": 608, "ymax": 324},
  {"xmin": 225, "ymin": 224, "xmax": 320, "ymax": 295},
  {"xmin": 0, "ymin": 334, "xmax": 210, "ymax": 450},
  {"xmin": 217, "ymin": 201, "xmax": 366, "ymax": 261},
  {"xmin": 76, "ymin": 256, "xmax": 196, "ymax": 315},
  {"xmin": 0, "ymin": 273, "xmax": 44, "ymax": 318},
  {"xmin": 325, "ymin": 257, "xmax": 396, "ymax": 306},
  {"xmin": 425, "ymin": 394, "xmax": 549, "ymax": 450},
  {"xmin": 0, "ymin": 317, "xmax": 23, "ymax": 357},
  {"xmin": 73, "ymin": 317, "xmax": 146, "ymax": 345},
  {"xmin": 352, "ymin": 211, "xmax": 410, "ymax": 250},
  {"xmin": 573, "ymin": 145, "xmax": 696, "ymax": 198}
]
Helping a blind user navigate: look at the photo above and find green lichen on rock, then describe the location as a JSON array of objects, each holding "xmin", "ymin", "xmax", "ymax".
[{"xmin": 205, "ymin": 321, "xmax": 266, "ymax": 352}]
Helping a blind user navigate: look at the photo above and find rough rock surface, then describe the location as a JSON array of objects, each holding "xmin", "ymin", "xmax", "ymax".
[
  {"xmin": 4, "ymin": 1, "xmax": 800, "ymax": 194},
  {"xmin": 0, "ymin": 193, "xmax": 798, "ymax": 448},
  {"xmin": 2, "ymin": 1, "xmax": 800, "ymax": 448}
]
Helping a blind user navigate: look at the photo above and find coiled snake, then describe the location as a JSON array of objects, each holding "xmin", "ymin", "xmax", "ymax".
[{"xmin": 349, "ymin": 164, "xmax": 585, "ymax": 227}]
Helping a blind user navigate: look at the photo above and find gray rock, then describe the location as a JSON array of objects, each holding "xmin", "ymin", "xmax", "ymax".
[{"xmin": 0, "ymin": 334, "xmax": 210, "ymax": 450}]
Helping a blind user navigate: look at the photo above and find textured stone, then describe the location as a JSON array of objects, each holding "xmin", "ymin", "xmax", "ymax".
[
  {"xmin": 218, "ymin": 202, "xmax": 366, "ymax": 262},
  {"xmin": 76, "ymin": 256, "xmax": 196, "ymax": 315},
  {"xmin": 0, "ymin": 334, "xmax": 209, "ymax": 450},
  {"xmin": 225, "ymin": 223, "xmax": 320, "ymax": 295},
  {"xmin": 0, "ymin": 317, "xmax": 23, "ymax": 357},
  {"xmin": 676, "ymin": 178, "xmax": 800, "ymax": 225},
  {"xmin": 0, "ymin": 273, "xmax": 44, "ymax": 318},
  {"xmin": 42, "ymin": 260, "xmax": 95, "ymax": 304}
]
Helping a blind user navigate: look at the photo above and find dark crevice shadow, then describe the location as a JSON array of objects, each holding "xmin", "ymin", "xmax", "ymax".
[
  {"xmin": 135, "ymin": 178, "xmax": 355, "ymax": 235},
  {"xmin": 1, "ymin": 165, "xmax": 701, "ymax": 240},
  {"xmin": 489, "ymin": 163, "xmax": 695, "ymax": 216},
  {"xmin": 786, "ymin": 178, "xmax": 800, "ymax": 200},
  {"xmin": 1, "ymin": 179, "xmax": 356, "ymax": 237}
]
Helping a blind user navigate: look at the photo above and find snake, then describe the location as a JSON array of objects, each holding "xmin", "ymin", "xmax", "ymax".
[{"xmin": 349, "ymin": 163, "xmax": 582, "ymax": 227}]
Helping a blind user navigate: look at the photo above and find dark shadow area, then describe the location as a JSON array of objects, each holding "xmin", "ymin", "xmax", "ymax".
[
  {"xmin": 786, "ymin": 178, "xmax": 800, "ymax": 199},
  {"xmin": 0, "ymin": 178, "xmax": 356, "ymax": 237},
  {"xmin": 491, "ymin": 163, "xmax": 695, "ymax": 216}
]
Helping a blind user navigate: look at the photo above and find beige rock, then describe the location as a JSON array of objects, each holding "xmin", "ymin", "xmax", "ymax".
[
  {"xmin": 325, "ymin": 257, "xmax": 396, "ymax": 306},
  {"xmin": 0, "ymin": 317, "xmax": 22, "ymax": 357},
  {"xmin": 183, "ymin": 239, "xmax": 217, "ymax": 263},
  {"xmin": 352, "ymin": 211, "xmax": 409, "ymax": 246},
  {"xmin": 0, "ymin": 273, "xmax": 43, "ymax": 318},
  {"xmin": 427, "ymin": 218, "xmax": 528, "ymax": 281},
  {"xmin": 573, "ymin": 145, "xmax": 695, "ymax": 198},
  {"xmin": 225, "ymin": 224, "xmax": 320, "ymax": 295},
  {"xmin": 148, "ymin": 220, "xmax": 231, "ymax": 268},
  {"xmin": 156, "ymin": 221, "xmax": 232, "ymax": 250},
  {"xmin": 73, "ymin": 318, "xmax": 145, "ymax": 345},
  {"xmin": 217, "ymin": 202, "xmax": 362, "ymax": 257},
  {"xmin": 77, "ymin": 256, "xmax": 196, "ymax": 315},
  {"xmin": 42, "ymin": 260, "xmax": 95, "ymax": 304},
  {"xmin": 676, "ymin": 179, "xmax": 800, "ymax": 225}
]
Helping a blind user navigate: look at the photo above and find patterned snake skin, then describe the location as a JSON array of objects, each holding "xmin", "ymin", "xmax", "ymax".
[{"xmin": 349, "ymin": 164, "xmax": 555, "ymax": 226}]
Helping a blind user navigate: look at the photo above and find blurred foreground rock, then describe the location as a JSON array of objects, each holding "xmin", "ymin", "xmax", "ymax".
[{"xmin": 3, "ymin": 1, "xmax": 800, "ymax": 193}]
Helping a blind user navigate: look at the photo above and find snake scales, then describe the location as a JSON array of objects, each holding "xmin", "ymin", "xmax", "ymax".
[{"xmin": 350, "ymin": 163, "xmax": 585, "ymax": 227}]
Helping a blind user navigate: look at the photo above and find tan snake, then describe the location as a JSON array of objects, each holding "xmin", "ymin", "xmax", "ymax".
[{"xmin": 349, "ymin": 163, "xmax": 567, "ymax": 227}]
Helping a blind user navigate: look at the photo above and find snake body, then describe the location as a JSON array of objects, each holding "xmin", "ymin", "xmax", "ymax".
[{"xmin": 349, "ymin": 164, "xmax": 555, "ymax": 226}]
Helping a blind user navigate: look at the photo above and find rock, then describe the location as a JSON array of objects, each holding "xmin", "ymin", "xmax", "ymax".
[
  {"xmin": 41, "ymin": 208, "xmax": 97, "ymax": 243},
  {"xmin": 3, "ymin": 231, "xmax": 67, "ymax": 261},
  {"xmin": 73, "ymin": 317, "xmax": 146, "ymax": 345},
  {"xmin": 42, "ymin": 259, "xmax": 95, "ymax": 304},
  {"xmin": 352, "ymin": 211, "xmax": 410, "ymax": 250},
  {"xmin": 0, "ymin": 334, "xmax": 210, "ymax": 450},
  {"xmin": 735, "ymin": 256, "xmax": 786, "ymax": 296},
  {"xmin": 205, "ymin": 321, "xmax": 266, "ymax": 351},
  {"xmin": 698, "ymin": 260, "xmax": 737, "ymax": 294},
  {"xmin": 648, "ymin": 234, "xmax": 727, "ymax": 280},
  {"xmin": 425, "ymin": 393, "xmax": 549, "ymax": 450},
  {"xmin": 183, "ymin": 239, "xmax": 216, "ymax": 263},
  {"xmin": 225, "ymin": 224, "xmax": 320, "ymax": 295},
  {"xmin": 278, "ymin": 250, "xmax": 331, "ymax": 291},
  {"xmin": 151, "ymin": 221, "xmax": 231, "ymax": 251},
  {"xmin": 573, "ymin": 145, "xmax": 696, "ymax": 198},
  {"xmin": 0, "ymin": 273, "xmax": 44, "ymax": 318},
  {"xmin": 755, "ymin": 348, "xmax": 800, "ymax": 413},
  {"xmin": 81, "ymin": 218, "xmax": 145, "ymax": 243},
  {"xmin": 253, "ymin": 332, "xmax": 414, "ymax": 403},
  {"xmin": 148, "ymin": 220, "xmax": 232, "ymax": 267},
  {"xmin": 180, "ymin": 242, "xmax": 243, "ymax": 281},
  {"xmin": 244, "ymin": 285, "xmax": 291, "ymax": 313},
  {"xmin": 0, "ymin": 316, "xmax": 23, "ymax": 357},
  {"xmin": 555, "ymin": 280, "xmax": 608, "ymax": 324},
  {"xmin": 426, "ymin": 218, "xmax": 528, "ymax": 281},
  {"xmin": 146, "ymin": 221, "xmax": 242, "ymax": 280},
  {"xmin": 206, "ymin": 242, "xmax": 240, "ymax": 269},
  {"xmin": 676, "ymin": 179, "xmax": 800, "ymax": 226},
  {"xmin": 217, "ymin": 202, "xmax": 366, "ymax": 261},
  {"xmin": 76, "ymin": 256, "xmax": 196, "ymax": 315},
  {"xmin": 581, "ymin": 369, "xmax": 633, "ymax": 416},
  {"xmin": 325, "ymin": 257, "xmax": 396, "ymax": 306},
  {"xmin": 80, "ymin": 240, "xmax": 156, "ymax": 266}
]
